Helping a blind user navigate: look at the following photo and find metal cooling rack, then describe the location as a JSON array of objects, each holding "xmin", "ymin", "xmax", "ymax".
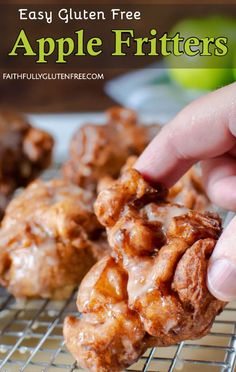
[
  {"xmin": 0, "ymin": 168, "xmax": 236, "ymax": 372},
  {"xmin": 0, "ymin": 289, "xmax": 236, "ymax": 372}
]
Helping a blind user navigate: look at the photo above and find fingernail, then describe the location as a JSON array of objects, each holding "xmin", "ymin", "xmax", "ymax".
[{"xmin": 207, "ymin": 258, "xmax": 236, "ymax": 302}]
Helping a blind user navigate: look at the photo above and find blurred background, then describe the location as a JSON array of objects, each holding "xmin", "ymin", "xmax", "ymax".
[{"xmin": 1, "ymin": 0, "xmax": 236, "ymax": 113}]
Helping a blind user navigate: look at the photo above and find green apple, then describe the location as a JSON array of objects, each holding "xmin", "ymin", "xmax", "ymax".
[
  {"xmin": 169, "ymin": 68, "xmax": 233, "ymax": 91},
  {"xmin": 167, "ymin": 16, "xmax": 236, "ymax": 90}
]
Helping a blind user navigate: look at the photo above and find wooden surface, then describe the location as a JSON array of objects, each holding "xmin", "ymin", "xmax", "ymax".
[
  {"xmin": 0, "ymin": 69, "xmax": 118, "ymax": 113},
  {"xmin": 0, "ymin": 1, "xmax": 235, "ymax": 112}
]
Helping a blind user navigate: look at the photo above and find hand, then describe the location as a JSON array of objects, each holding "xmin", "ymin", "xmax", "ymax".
[{"xmin": 135, "ymin": 82, "xmax": 236, "ymax": 302}]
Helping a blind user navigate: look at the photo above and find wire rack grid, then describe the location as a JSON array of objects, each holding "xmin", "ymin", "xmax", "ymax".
[
  {"xmin": 0, "ymin": 168, "xmax": 236, "ymax": 372},
  {"xmin": 0, "ymin": 288, "xmax": 236, "ymax": 372}
]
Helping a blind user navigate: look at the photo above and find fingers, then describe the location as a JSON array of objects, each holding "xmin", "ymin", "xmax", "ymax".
[
  {"xmin": 207, "ymin": 216, "xmax": 236, "ymax": 302},
  {"xmin": 135, "ymin": 82, "xmax": 236, "ymax": 187},
  {"xmin": 201, "ymin": 154, "xmax": 236, "ymax": 210},
  {"xmin": 134, "ymin": 83, "xmax": 236, "ymax": 302}
]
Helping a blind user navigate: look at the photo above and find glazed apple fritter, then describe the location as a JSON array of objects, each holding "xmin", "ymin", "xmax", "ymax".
[
  {"xmin": 168, "ymin": 167, "xmax": 211, "ymax": 212},
  {"xmin": 63, "ymin": 107, "xmax": 159, "ymax": 191},
  {"xmin": 0, "ymin": 179, "xmax": 108, "ymax": 300},
  {"xmin": 64, "ymin": 169, "xmax": 225, "ymax": 372},
  {"xmin": 98, "ymin": 155, "xmax": 210, "ymax": 212},
  {"xmin": 0, "ymin": 110, "xmax": 54, "ymax": 219}
]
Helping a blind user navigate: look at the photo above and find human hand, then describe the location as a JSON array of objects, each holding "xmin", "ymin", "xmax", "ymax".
[{"xmin": 135, "ymin": 82, "xmax": 236, "ymax": 302}]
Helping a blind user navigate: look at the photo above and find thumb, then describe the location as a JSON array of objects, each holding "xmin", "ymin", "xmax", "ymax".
[{"xmin": 207, "ymin": 216, "xmax": 236, "ymax": 302}]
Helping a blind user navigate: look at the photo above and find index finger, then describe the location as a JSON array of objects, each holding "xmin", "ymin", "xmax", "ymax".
[{"xmin": 135, "ymin": 82, "xmax": 236, "ymax": 187}]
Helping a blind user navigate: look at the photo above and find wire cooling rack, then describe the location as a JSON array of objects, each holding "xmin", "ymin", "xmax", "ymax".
[
  {"xmin": 0, "ymin": 288, "xmax": 236, "ymax": 372},
  {"xmin": 0, "ymin": 168, "xmax": 236, "ymax": 372}
]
